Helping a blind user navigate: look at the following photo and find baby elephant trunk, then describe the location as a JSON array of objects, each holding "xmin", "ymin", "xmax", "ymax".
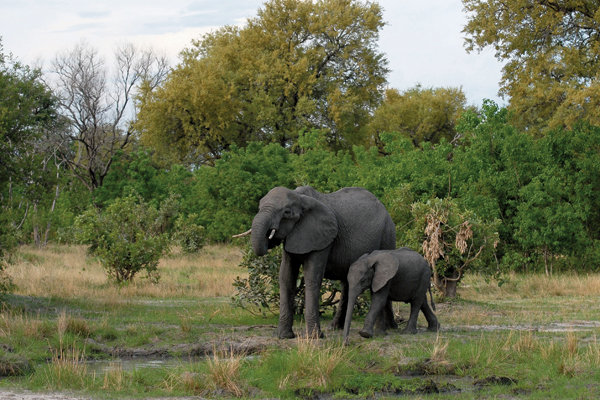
[{"xmin": 342, "ymin": 290, "xmax": 359, "ymax": 344}]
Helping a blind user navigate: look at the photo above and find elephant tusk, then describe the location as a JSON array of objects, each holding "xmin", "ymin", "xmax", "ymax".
[
  {"xmin": 232, "ymin": 228, "xmax": 252, "ymax": 238},
  {"xmin": 268, "ymin": 229, "xmax": 276, "ymax": 240}
]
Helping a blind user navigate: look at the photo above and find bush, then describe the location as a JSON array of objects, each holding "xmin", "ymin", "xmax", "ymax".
[
  {"xmin": 74, "ymin": 195, "xmax": 170, "ymax": 283},
  {"xmin": 173, "ymin": 213, "xmax": 206, "ymax": 253},
  {"xmin": 406, "ymin": 198, "xmax": 500, "ymax": 298}
]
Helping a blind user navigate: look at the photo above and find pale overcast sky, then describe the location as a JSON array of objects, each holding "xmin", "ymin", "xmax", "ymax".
[{"xmin": 0, "ymin": 0, "xmax": 504, "ymax": 106}]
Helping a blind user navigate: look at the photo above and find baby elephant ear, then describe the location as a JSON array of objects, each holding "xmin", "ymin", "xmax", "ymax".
[{"xmin": 372, "ymin": 253, "xmax": 399, "ymax": 293}]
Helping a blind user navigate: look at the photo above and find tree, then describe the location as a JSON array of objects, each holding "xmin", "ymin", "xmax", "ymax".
[
  {"xmin": 368, "ymin": 86, "xmax": 467, "ymax": 148},
  {"xmin": 137, "ymin": 0, "xmax": 388, "ymax": 166},
  {"xmin": 0, "ymin": 38, "xmax": 59, "ymax": 274},
  {"xmin": 463, "ymin": 0, "xmax": 600, "ymax": 132},
  {"xmin": 453, "ymin": 101, "xmax": 542, "ymax": 249},
  {"xmin": 51, "ymin": 42, "xmax": 168, "ymax": 191}
]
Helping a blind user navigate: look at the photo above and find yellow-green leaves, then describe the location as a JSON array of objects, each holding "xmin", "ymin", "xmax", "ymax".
[
  {"xmin": 136, "ymin": 0, "xmax": 388, "ymax": 165},
  {"xmin": 368, "ymin": 86, "xmax": 467, "ymax": 147},
  {"xmin": 463, "ymin": 0, "xmax": 600, "ymax": 133}
]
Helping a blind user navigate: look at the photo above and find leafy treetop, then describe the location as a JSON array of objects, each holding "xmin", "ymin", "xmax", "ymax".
[
  {"xmin": 463, "ymin": 0, "xmax": 600, "ymax": 132},
  {"xmin": 137, "ymin": 0, "xmax": 388, "ymax": 166}
]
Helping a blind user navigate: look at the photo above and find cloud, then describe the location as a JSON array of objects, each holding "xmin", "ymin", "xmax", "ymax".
[{"xmin": 0, "ymin": 0, "xmax": 503, "ymax": 105}]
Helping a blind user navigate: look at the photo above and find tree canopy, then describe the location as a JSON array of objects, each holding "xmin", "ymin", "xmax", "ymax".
[
  {"xmin": 0, "ymin": 39, "xmax": 59, "ymax": 268},
  {"xmin": 463, "ymin": 0, "xmax": 600, "ymax": 132},
  {"xmin": 0, "ymin": 41, "xmax": 57, "ymax": 188},
  {"xmin": 137, "ymin": 0, "xmax": 388, "ymax": 166},
  {"xmin": 368, "ymin": 86, "xmax": 467, "ymax": 148}
]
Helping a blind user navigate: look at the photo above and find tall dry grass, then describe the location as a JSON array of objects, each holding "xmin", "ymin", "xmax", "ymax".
[
  {"xmin": 460, "ymin": 272, "xmax": 600, "ymax": 300},
  {"xmin": 278, "ymin": 336, "xmax": 348, "ymax": 390},
  {"xmin": 6, "ymin": 244, "xmax": 245, "ymax": 300},
  {"xmin": 205, "ymin": 347, "xmax": 247, "ymax": 397}
]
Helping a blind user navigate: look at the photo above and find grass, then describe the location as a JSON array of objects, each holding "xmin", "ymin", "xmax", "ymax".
[
  {"xmin": 0, "ymin": 244, "xmax": 599, "ymax": 398},
  {"xmin": 8, "ymin": 244, "xmax": 244, "ymax": 299}
]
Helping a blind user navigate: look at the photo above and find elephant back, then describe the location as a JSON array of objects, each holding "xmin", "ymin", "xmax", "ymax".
[{"xmin": 321, "ymin": 187, "xmax": 396, "ymax": 275}]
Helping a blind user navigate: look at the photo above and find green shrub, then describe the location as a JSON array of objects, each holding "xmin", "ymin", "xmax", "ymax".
[
  {"xmin": 74, "ymin": 195, "xmax": 170, "ymax": 283},
  {"xmin": 173, "ymin": 213, "xmax": 206, "ymax": 253}
]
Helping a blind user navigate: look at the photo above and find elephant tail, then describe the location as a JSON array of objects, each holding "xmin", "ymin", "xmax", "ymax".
[{"xmin": 428, "ymin": 285, "xmax": 436, "ymax": 312}]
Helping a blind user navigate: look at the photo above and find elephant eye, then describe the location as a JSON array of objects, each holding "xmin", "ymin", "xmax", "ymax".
[{"xmin": 283, "ymin": 209, "xmax": 293, "ymax": 218}]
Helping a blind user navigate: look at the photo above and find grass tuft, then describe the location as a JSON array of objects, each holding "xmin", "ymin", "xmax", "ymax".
[
  {"xmin": 102, "ymin": 362, "xmax": 124, "ymax": 390},
  {"xmin": 205, "ymin": 347, "xmax": 246, "ymax": 397},
  {"xmin": 278, "ymin": 336, "xmax": 348, "ymax": 390},
  {"xmin": 42, "ymin": 342, "xmax": 88, "ymax": 389}
]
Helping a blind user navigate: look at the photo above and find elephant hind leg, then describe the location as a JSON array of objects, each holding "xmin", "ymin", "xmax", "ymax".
[
  {"xmin": 421, "ymin": 301, "xmax": 440, "ymax": 332},
  {"xmin": 402, "ymin": 299, "xmax": 423, "ymax": 334}
]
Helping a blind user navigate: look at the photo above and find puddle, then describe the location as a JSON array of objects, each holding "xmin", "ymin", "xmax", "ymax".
[
  {"xmin": 451, "ymin": 320, "xmax": 600, "ymax": 333},
  {"xmin": 85, "ymin": 357, "xmax": 201, "ymax": 374},
  {"xmin": 86, "ymin": 354, "xmax": 259, "ymax": 374}
]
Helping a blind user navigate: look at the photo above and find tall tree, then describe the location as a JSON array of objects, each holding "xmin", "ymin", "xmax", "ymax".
[
  {"xmin": 368, "ymin": 86, "xmax": 467, "ymax": 148},
  {"xmin": 137, "ymin": 0, "xmax": 388, "ymax": 166},
  {"xmin": 463, "ymin": 0, "xmax": 600, "ymax": 132},
  {"xmin": 0, "ymin": 39, "xmax": 59, "ymax": 269},
  {"xmin": 51, "ymin": 43, "xmax": 168, "ymax": 190}
]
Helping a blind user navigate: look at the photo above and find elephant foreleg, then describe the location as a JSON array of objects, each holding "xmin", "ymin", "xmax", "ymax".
[
  {"xmin": 302, "ymin": 248, "xmax": 329, "ymax": 338},
  {"xmin": 375, "ymin": 300, "xmax": 397, "ymax": 332},
  {"xmin": 278, "ymin": 252, "xmax": 300, "ymax": 339},
  {"xmin": 360, "ymin": 287, "xmax": 390, "ymax": 338}
]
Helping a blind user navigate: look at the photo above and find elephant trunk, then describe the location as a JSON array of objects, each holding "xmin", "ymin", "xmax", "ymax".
[
  {"xmin": 251, "ymin": 209, "xmax": 272, "ymax": 256},
  {"xmin": 343, "ymin": 290, "xmax": 359, "ymax": 344}
]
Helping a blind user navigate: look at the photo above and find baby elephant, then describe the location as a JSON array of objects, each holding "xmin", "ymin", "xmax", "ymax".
[{"xmin": 343, "ymin": 248, "xmax": 440, "ymax": 343}]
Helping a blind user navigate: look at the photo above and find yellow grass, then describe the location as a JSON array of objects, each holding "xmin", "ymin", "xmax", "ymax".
[
  {"xmin": 0, "ymin": 308, "xmax": 50, "ymax": 340},
  {"xmin": 460, "ymin": 272, "xmax": 600, "ymax": 300},
  {"xmin": 205, "ymin": 347, "xmax": 246, "ymax": 397},
  {"xmin": 6, "ymin": 244, "xmax": 245, "ymax": 300}
]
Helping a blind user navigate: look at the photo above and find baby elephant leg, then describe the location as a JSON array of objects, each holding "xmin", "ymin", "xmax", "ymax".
[
  {"xmin": 422, "ymin": 301, "xmax": 440, "ymax": 332},
  {"xmin": 374, "ymin": 300, "xmax": 396, "ymax": 334},
  {"xmin": 403, "ymin": 298, "xmax": 423, "ymax": 334},
  {"xmin": 360, "ymin": 288, "xmax": 390, "ymax": 338}
]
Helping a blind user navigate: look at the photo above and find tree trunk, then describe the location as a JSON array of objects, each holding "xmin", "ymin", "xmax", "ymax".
[
  {"xmin": 543, "ymin": 247, "xmax": 549, "ymax": 276},
  {"xmin": 33, "ymin": 202, "xmax": 40, "ymax": 247},
  {"xmin": 435, "ymin": 269, "xmax": 460, "ymax": 298},
  {"xmin": 444, "ymin": 280, "xmax": 458, "ymax": 298}
]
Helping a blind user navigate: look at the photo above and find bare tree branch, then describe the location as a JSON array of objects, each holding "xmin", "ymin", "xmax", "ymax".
[{"xmin": 50, "ymin": 42, "xmax": 168, "ymax": 191}]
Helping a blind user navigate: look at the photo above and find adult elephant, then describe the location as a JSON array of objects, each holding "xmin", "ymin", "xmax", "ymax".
[{"xmin": 248, "ymin": 186, "xmax": 396, "ymax": 339}]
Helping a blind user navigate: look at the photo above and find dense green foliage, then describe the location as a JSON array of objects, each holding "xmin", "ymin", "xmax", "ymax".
[{"xmin": 7, "ymin": 101, "xmax": 600, "ymax": 282}]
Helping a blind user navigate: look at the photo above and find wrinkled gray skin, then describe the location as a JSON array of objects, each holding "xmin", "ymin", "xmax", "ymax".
[
  {"xmin": 343, "ymin": 248, "xmax": 440, "ymax": 343},
  {"xmin": 251, "ymin": 186, "xmax": 396, "ymax": 339}
]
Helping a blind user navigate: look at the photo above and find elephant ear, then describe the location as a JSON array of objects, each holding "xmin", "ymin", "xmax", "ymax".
[
  {"xmin": 285, "ymin": 194, "xmax": 338, "ymax": 255},
  {"xmin": 372, "ymin": 253, "xmax": 399, "ymax": 293}
]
